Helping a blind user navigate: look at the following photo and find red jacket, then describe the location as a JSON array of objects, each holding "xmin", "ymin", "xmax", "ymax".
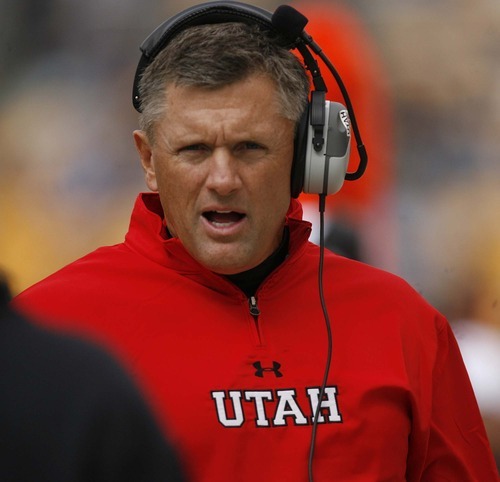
[{"xmin": 13, "ymin": 193, "xmax": 499, "ymax": 482}]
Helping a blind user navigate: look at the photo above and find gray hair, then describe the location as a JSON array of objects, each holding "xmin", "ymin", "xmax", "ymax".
[{"xmin": 137, "ymin": 22, "xmax": 310, "ymax": 142}]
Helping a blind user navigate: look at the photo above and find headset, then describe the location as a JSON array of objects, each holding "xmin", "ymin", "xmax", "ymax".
[
  {"xmin": 132, "ymin": 1, "xmax": 367, "ymax": 199},
  {"xmin": 132, "ymin": 3, "xmax": 368, "ymax": 481}
]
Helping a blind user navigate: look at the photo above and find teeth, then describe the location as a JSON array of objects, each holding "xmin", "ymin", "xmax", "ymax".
[{"xmin": 204, "ymin": 210, "xmax": 244, "ymax": 225}]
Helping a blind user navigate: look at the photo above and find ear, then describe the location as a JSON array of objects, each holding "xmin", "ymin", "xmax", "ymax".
[{"xmin": 133, "ymin": 130, "xmax": 158, "ymax": 192}]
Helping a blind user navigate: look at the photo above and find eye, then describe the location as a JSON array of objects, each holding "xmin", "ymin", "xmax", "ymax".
[
  {"xmin": 176, "ymin": 144, "xmax": 211, "ymax": 162},
  {"xmin": 180, "ymin": 144, "xmax": 208, "ymax": 152},
  {"xmin": 234, "ymin": 141, "xmax": 266, "ymax": 160},
  {"xmin": 242, "ymin": 141, "xmax": 263, "ymax": 150}
]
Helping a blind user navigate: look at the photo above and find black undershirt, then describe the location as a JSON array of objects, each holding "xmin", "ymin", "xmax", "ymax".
[{"xmin": 225, "ymin": 227, "xmax": 290, "ymax": 297}]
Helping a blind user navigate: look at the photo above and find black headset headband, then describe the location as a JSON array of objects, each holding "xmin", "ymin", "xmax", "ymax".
[{"xmin": 132, "ymin": 2, "xmax": 299, "ymax": 112}]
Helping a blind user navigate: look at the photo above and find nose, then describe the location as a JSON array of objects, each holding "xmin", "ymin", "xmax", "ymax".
[{"xmin": 205, "ymin": 148, "xmax": 243, "ymax": 196}]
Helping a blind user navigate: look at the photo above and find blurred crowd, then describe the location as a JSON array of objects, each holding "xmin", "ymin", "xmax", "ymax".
[{"xmin": 1, "ymin": 0, "xmax": 499, "ymax": 467}]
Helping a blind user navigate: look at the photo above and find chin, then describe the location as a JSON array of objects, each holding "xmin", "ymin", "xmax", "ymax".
[
  {"xmin": 198, "ymin": 253, "xmax": 256, "ymax": 275},
  {"xmin": 206, "ymin": 262, "xmax": 251, "ymax": 276},
  {"xmin": 191, "ymin": 241, "xmax": 264, "ymax": 275}
]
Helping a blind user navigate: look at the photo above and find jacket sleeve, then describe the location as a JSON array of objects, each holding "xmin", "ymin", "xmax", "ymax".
[{"xmin": 421, "ymin": 318, "xmax": 499, "ymax": 481}]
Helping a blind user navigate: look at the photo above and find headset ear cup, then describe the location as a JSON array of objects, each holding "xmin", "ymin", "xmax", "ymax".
[
  {"xmin": 290, "ymin": 105, "xmax": 310, "ymax": 198},
  {"xmin": 303, "ymin": 101, "xmax": 351, "ymax": 195}
]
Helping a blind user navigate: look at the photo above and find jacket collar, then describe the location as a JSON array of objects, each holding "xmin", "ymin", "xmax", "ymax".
[{"xmin": 124, "ymin": 192, "xmax": 312, "ymax": 280}]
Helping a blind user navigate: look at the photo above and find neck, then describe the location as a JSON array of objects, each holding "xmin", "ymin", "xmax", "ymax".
[{"xmin": 225, "ymin": 227, "xmax": 289, "ymax": 297}]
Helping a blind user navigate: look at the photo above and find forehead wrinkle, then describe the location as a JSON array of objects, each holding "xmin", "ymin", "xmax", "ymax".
[{"xmin": 161, "ymin": 81, "xmax": 282, "ymax": 147}]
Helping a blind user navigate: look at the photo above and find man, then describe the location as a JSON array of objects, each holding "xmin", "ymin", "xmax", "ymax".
[
  {"xmin": 0, "ymin": 275, "xmax": 185, "ymax": 481},
  {"xmin": 13, "ymin": 2, "xmax": 499, "ymax": 481}
]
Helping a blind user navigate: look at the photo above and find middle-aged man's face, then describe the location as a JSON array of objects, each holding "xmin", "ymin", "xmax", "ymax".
[{"xmin": 134, "ymin": 73, "xmax": 296, "ymax": 275}]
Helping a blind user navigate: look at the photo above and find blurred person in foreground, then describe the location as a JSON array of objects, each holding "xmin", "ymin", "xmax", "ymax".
[
  {"xmin": 0, "ymin": 274, "xmax": 185, "ymax": 482},
  {"xmin": 12, "ymin": 2, "xmax": 499, "ymax": 481}
]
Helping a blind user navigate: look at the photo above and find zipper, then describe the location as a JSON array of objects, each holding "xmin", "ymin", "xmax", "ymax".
[
  {"xmin": 248, "ymin": 295, "xmax": 263, "ymax": 345},
  {"xmin": 248, "ymin": 296, "xmax": 261, "ymax": 316}
]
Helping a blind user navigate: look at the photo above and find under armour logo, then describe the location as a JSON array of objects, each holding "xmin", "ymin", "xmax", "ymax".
[{"xmin": 253, "ymin": 361, "xmax": 283, "ymax": 378}]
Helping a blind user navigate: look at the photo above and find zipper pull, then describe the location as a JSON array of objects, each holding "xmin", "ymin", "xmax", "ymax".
[{"xmin": 248, "ymin": 296, "xmax": 261, "ymax": 316}]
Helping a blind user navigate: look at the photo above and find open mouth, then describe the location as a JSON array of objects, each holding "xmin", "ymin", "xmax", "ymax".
[{"xmin": 203, "ymin": 210, "xmax": 246, "ymax": 226}]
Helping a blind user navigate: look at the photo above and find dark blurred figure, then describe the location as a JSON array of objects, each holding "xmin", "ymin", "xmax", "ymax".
[
  {"xmin": 324, "ymin": 219, "xmax": 362, "ymax": 261},
  {"xmin": 0, "ymin": 273, "xmax": 185, "ymax": 482}
]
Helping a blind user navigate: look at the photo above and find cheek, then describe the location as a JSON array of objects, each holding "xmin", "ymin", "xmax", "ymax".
[
  {"xmin": 155, "ymin": 166, "xmax": 186, "ymax": 225},
  {"xmin": 266, "ymin": 155, "xmax": 294, "ymax": 199},
  {"xmin": 256, "ymin": 169, "xmax": 291, "ymax": 222},
  {"xmin": 156, "ymin": 164, "xmax": 205, "ymax": 234},
  {"xmin": 156, "ymin": 160, "xmax": 187, "ymax": 201}
]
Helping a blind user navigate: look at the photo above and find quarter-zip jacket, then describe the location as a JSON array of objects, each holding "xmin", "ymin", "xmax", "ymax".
[{"xmin": 13, "ymin": 193, "xmax": 499, "ymax": 482}]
